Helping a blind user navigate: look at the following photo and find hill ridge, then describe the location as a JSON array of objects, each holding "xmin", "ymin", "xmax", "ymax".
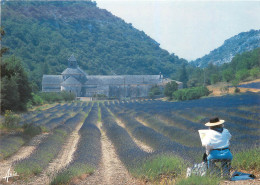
[
  {"xmin": 2, "ymin": 1, "xmax": 187, "ymax": 87},
  {"xmin": 191, "ymin": 29, "xmax": 260, "ymax": 67}
]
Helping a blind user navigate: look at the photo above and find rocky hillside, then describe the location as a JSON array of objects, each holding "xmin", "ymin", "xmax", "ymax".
[
  {"xmin": 191, "ymin": 29, "xmax": 260, "ymax": 68},
  {"xmin": 1, "ymin": 1, "xmax": 187, "ymax": 87}
]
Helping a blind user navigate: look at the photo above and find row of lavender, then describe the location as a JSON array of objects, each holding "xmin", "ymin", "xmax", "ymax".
[
  {"xmin": 2, "ymin": 93, "xmax": 258, "ymax": 183},
  {"xmin": 109, "ymin": 92, "xmax": 260, "ymax": 160},
  {"xmin": 108, "ymin": 104, "xmax": 200, "ymax": 160},
  {"xmin": 51, "ymin": 103, "xmax": 102, "ymax": 184},
  {"xmin": 49, "ymin": 102, "xmax": 186, "ymax": 183},
  {"xmin": 100, "ymin": 104, "xmax": 186, "ymax": 180},
  {"xmin": 14, "ymin": 102, "xmax": 92, "ymax": 177},
  {"xmin": 0, "ymin": 102, "xmax": 90, "ymax": 162},
  {"xmin": 20, "ymin": 102, "xmax": 87, "ymax": 128}
]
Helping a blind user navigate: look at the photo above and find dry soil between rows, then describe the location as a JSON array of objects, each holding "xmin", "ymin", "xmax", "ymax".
[
  {"xmin": 0, "ymin": 133, "xmax": 49, "ymax": 182},
  {"xmin": 79, "ymin": 121, "xmax": 145, "ymax": 185},
  {"xmin": 25, "ymin": 122, "xmax": 83, "ymax": 185}
]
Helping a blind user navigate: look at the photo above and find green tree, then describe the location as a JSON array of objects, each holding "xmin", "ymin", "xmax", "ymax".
[
  {"xmin": 210, "ymin": 74, "xmax": 220, "ymax": 85},
  {"xmin": 205, "ymin": 63, "xmax": 221, "ymax": 85},
  {"xmin": 222, "ymin": 68, "xmax": 234, "ymax": 82},
  {"xmin": 236, "ymin": 69, "xmax": 249, "ymax": 81},
  {"xmin": 148, "ymin": 85, "xmax": 161, "ymax": 98},
  {"xmin": 179, "ymin": 64, "xmax": 188, "ymax": 88},
  {"xmin": 231, "ymin": 79, "xmax": 239, "ymax": 88},
  {"xmin": 231, "ymin": 78, "xmax": 240, "ymax": 93},
  {"xmin": 223, "ymin": 48, "xmax": 260, "ymax": 81},
  {"xmin": 1, "ymin": 76, "xmax": 20, "ymax": 111},
  {"xmin": 164, "ymin": 81, "xmax": 178, "ymax": 99},
  {"xmin": 0, "ymin": 27, "xmax": 9, "ymax": 56},
  {"xmin": 250, "ymin": 67, "xmax": 260, "ymax": 78},
  {"xmin": 2, "ymin": 1, "xmax": 189, "ymax": 90},
  {"xmin": 1, "ymin": 57, "xmax": 32, "ymax": 112},
  {"xmin": 187, "ymin": 68, "xmax": 204, "ymax": 87}
]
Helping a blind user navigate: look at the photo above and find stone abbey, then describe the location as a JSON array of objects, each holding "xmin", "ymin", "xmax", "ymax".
[{"xmin": 42, "ymin": 54, "xmax": 182, "ymax": 99}]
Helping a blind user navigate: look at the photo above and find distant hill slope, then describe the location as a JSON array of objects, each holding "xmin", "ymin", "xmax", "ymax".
[
  {"xmin": 191, "ymin": 30, "xmax": 260, "ymax": 68},
  {"xmin": 1, "ymin": 1, "xmax": 187, "ymax": 87}
]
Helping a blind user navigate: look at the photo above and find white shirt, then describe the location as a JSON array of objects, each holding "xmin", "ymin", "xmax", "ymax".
[{"xmin": 202, "ymin": 128, "xmax": 231, "ymax": 154}]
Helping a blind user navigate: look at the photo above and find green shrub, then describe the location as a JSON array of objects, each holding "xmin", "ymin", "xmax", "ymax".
[
  {"xmin": 92, "ymin": 94, "xmax": 108, "ymax": 100},
  {"xmin": 149, "ymin": 85, "xmax": 162, "ymax": 98},
  {"xmin": 234, "ymin": 87, "xmax": 240, "ymax": 93},
  {"xmin": 38, "ymin": 91, "xmax": 75, "ymax": 103},
  {"xmin": 26, "ymin": 100, "xmax": 33, "ymax": 109},
  {"xmin": 164, "ymin": 81, "xmax": 178, "ymax": 99},
  {"xmin": 2, "ymin": 110, "xmax": 21, "ymax": 130},
  {"xmin": 51, "ymin": 163, "xmax": 94, "ymax": 185},
  {"xmin": 232, "ymin": 147, "xmax": 260, "ymax": 171},
  {"xmin": 176, "ymin": 176, "xmax": 220, "ymax": 185},
  {"xmin": 173, "ymin": 86, "xmax": 210, "ymax": 101},
  {"xmin": 32, "ymin": 93, "xmax": 44, "ymax": 105},
  {"xmin": 23, "ymin": 123, "xmax": 42, "ymax": 138},
  {"xmin": 131, "ymin": 154, "xmax": 186, "ymax": 181},
  {"xmin": 15, "ymin": 161, "xmax": 43, "ymax": 176},
  {"xmin": 61, "ymin": 91, "xmax": 76, "ymax": 101}
]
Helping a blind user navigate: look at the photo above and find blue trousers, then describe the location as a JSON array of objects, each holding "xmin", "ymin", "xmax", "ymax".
[
  {"xmin": 207, "ymin": 149, "xmax": 233, "ymax": 177},
  {"xmin": 207, "ymin": 149, "xmax": 233, "ymax": 161}
]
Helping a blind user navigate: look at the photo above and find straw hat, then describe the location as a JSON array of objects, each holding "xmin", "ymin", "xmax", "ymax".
[{"xmin": 205, "ymin": 117, "xmax": 225, "ymax": 126}]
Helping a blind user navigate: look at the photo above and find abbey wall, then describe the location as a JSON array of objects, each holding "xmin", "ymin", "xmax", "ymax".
[{"xmin": 42, "ymin": 55, "xmax": 182, "ymax": 99}]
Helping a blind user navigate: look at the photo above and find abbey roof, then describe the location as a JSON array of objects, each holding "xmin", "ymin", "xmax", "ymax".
[
  {"xmin": 68, "ymin": 54, "xmax": 77, "ymax": 61},
  {"xmin": 42, "ymin": 75, "xmax": 63, "ymax": 85},
  {"xmin": 61, "ymin": 76, "xmax": 82, "ymax": 85},
  {"xmin": 85, "ymin": 75, "xmax": 162, "ymax": 85},
  {"xmin": 61, "ymin": 67, "xmax": 87, "ymax": 76}
]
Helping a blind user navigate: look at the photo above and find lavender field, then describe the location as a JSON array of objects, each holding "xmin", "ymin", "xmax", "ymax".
[{"xmin": 0, "ymin": 92, "xmax": 259, "ymax": 184}]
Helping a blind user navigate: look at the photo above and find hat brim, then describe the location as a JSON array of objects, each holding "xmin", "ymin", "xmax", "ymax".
[{"xmin": 205, "ymin": 119, "xmax": 225, "ymax": 126}]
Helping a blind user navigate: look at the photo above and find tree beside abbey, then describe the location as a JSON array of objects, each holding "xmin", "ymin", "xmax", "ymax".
[
  {"xmin": 1, "ymin": 1, "xmax": 188, "ymax": 90},
  {"xmin": 1, "ymin": 1, "xmax": 259, "ymax": 113}
]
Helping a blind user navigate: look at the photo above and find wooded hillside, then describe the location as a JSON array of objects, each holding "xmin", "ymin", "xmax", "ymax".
[{"xmin": 2, "ymin": 1, "xmax": 187, "ymax": 87}]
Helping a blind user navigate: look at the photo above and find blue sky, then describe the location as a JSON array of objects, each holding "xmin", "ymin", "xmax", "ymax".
[{"xmin": 96, "ymin": 0, "xmax": 260, "ymax": 61}]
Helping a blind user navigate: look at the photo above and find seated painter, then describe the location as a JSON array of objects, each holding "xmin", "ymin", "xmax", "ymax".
[{"xmin": 200, "ymin": 117, "xmax": 233, "ymax": 177}]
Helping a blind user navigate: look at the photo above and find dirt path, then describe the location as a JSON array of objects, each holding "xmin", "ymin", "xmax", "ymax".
[
  {"xmin": 221, "ymin": 178, "xmax": 260, "ymax": 185},
  {"xmin": 24, "ymin": 122, "xmax": 83, "ymax": 185},
  {"xmin": 0, "ymin": 133, "xmax": 49, "ymax": 181},
  {"xmin": 79, "ymin": 121, "xmax": 144, "ymax": 185}
]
